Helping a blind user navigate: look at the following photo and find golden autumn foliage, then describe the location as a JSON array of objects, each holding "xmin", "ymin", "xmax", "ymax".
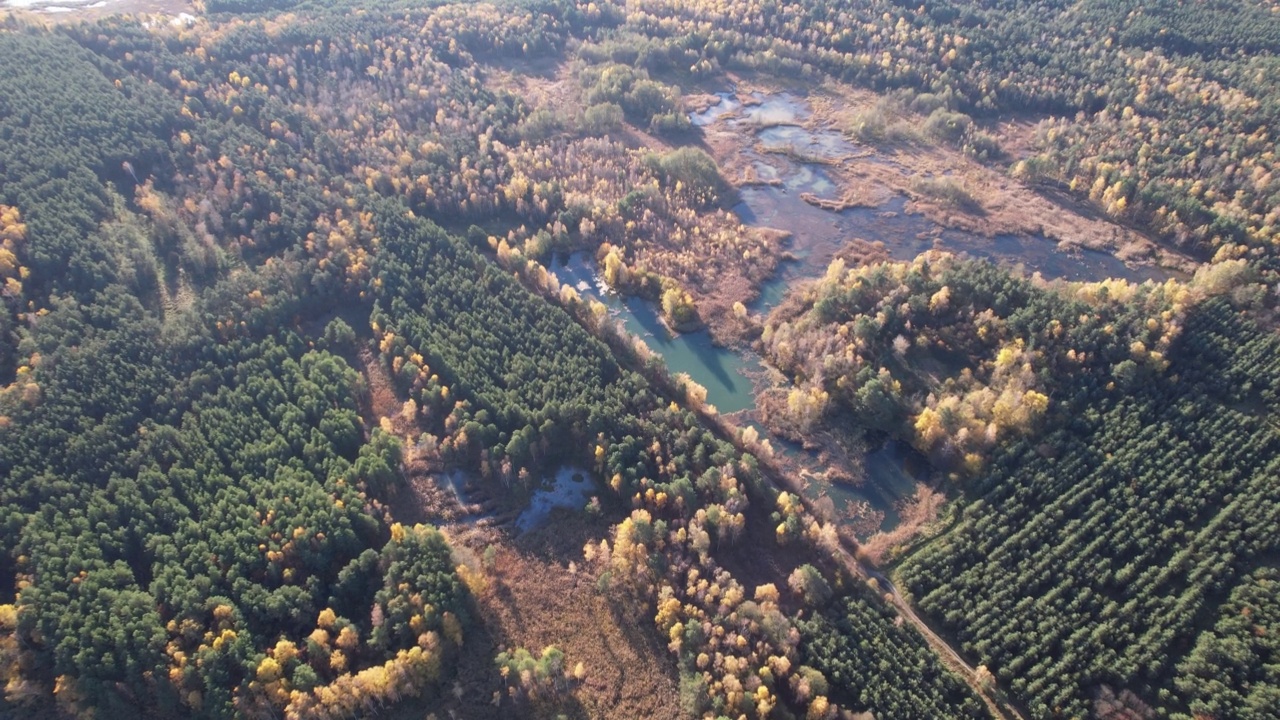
[
  {"xmin": 316, "ymin": 608, "xmax": 337, "ymax": 629},
  {"xmin": 763, "ymin": 251, "xmax": 1201, "ymax": 477},
  {"xmin": 283, "ymin": 641, "xmax": 445, "ymax": 720}
]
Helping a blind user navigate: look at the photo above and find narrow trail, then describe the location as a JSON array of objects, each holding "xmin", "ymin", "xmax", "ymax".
[
  {"xmin": 690, "ymin": 406, "xmax": 1024, "ymax": 719},
  {"xmin": 828, "ymin": 540, "xmax": 1024, "ymax": 720},
  {"xmin": 682, "ymin": 408, "xmax": 1022, "ymax": 718},
  {"xmin": 357, "ymin": 348, "xmax": 402, "ymax": 421},
  {"xmin": 517, "ymin": 274, "xmax": 1025, "ymax": 720}
]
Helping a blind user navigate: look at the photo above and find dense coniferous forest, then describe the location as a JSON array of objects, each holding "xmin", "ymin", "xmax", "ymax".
[
  {"xmin": 0, "ymin": 3, "xmax": 984, "ymax": 717},
  {"xmin": 0, "ymin": 0, "xmax": 1278, "ymax": 718},
  {"xmin": 765, "ymin": 255, "xmax": 1280, "ymax": 717},
  {"xmin": 1173, "ymin": 566, "xmax": 1280, "ymax": 719},
  {"xmin": 798, "ymin": 590, "xmax": 988, "ymax": 718},
  {"xmin": 896, "ymin": 299, "xmax": 1280, "ymax": 717}
]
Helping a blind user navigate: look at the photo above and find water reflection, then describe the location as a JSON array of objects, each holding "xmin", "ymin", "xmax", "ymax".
[
  {"xmin": 758, "ymin": 125, "xmax": 860, "ymax": 162},
  {"xmin": 742, "ymin": 190, "xmax": 1171, "ymax": 315},
  {"xmin": 556, "ymin": 252, "xmax": 918, "ymax": 536},
  {"xmin": 516, "ymin": 467, "xmax": 597, "ymax": 532},
  {"xmin": 783, "ymin": 164, "xmax": 840, "ymax": 199},
  {"xmin": 691, "ymin": 92, "xmax": 741, "ymax": 127},
  {"xmin": 556, "ymin": 254, "xmax": 760, "ymax": 414},
  {"xmin": 691, "ymin": 90, "xmax": 811, "ymax": 128},
  {"xmin": 694, "ymin": 89, "xmax": 1171, "ymax": 317},
  {"xmin": 739, "ymin": 92, "xmax": 807, "ymax": 126},
  {"xmin": 558, "ymin": 89, "xmax": 1183, "ymax": 538}
]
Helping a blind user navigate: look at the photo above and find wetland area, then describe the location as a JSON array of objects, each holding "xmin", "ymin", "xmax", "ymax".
[
  {"xmin": 1, "ymin": 0, "xmax": 191, "ymax": 17},
  {"xmin": 543, "ymin": 87, "xmax": 1177, "ymax": 543},
  {"xmin": 7, "ymin": 4, "xmax": 1274, "ymax": 719}
]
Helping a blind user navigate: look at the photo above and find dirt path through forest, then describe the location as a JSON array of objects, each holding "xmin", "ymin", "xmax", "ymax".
[
  {"xmin": 597, "ymin": 334, "xmax": 1026, "ymax": 718},
  {"xmin": 831, "ymin": 543, "xmax": 1025, "ymax": 720}
]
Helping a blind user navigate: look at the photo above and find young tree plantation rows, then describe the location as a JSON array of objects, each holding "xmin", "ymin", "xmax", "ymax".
[
  {"xmin": 898, "ymin": 298, "xmax": 1280, "ymax": 719},
  {"xmin": 0, "ymin": 0, "xmax": 1277, "ymax": 718},
  {"xmin": 767, "ymin": 249, "xmax": 1280, "ymax": 718}
]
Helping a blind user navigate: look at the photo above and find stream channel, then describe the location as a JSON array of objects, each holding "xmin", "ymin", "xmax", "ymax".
[{"xmin": 550, "ymin": 91, "xmax": 1171, "ymax": 539}]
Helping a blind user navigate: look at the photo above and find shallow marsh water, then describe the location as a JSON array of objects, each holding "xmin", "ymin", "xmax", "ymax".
[{"xmin": 535, "ymin": 91, "xmax": 1174, "ymax": 537}]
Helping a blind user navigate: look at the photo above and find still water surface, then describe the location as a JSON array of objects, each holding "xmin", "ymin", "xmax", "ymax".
[{"xmin": 539, "ymin": 91, "xmax": 1171, "ymax": 536}]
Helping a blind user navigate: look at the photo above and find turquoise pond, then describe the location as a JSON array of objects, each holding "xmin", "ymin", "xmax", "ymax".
[
  {"xmin": 552, "ymin": 251, "xmax": 920, "ymax": 536},
  {"xmin": 525, "ymin": 91, "xmax": 1175, "ymax": 537},
  {"xmin": 554, "ymin": 253, "xmax": 762, "ymax": 415}
]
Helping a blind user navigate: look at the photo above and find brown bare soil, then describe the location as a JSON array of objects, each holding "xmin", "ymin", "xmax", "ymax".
[
  {"xmin": 834, "ymin": 237, "xmax": 893, "ymax": 267},
  {"xmin": 483, "ymin": 57, "xmax": 578, "ymax": 116},
  {"xmin": 801, "ymin": 192, "xmax": 878, "ymax": 212},
  {"xmin": 1094, "ymin": 685, "xmax": 1157, "ymax": 720},
  {"xmin": 991, "ymin": 115, "xmax": 1048, "ymax": 161},
  {"xmin": 347, "ymin": 341, "xmax": 682, "ymax": 719},
  {"xmin": 411, "ymin": 515, "xmax": 684, "ymax": 720},
  {"xmin": 685, "ymin": 92, "xmax": 725, "ymax": 114}
]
